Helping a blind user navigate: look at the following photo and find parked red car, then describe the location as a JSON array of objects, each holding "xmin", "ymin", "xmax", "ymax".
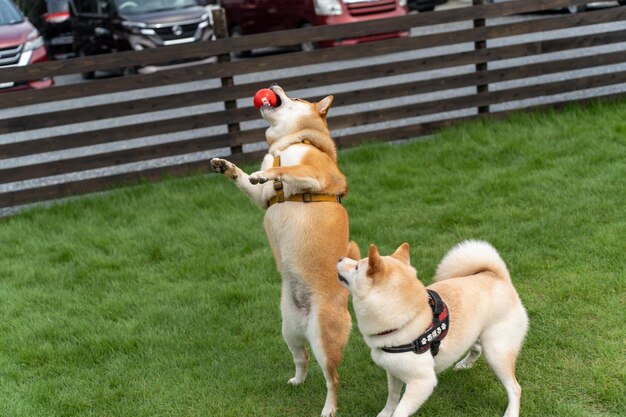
[
  {"xmin": 0, "ymin": 0, "xmax": 53, "ymax": 92},
  {"xmin": 199, "ymin": 0, "xmax": 408, "ymax": 53}
]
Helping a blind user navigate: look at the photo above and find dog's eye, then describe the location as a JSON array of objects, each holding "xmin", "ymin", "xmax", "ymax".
[{"xmin": 355, "ymin": 264, "xmax": 359, "ymax": 270}]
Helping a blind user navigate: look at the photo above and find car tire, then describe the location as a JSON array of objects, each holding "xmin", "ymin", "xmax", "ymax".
[
  {"xmin": 567, "ymin": 4, "xmax": 586, "ymax": 13},
  {"xmin": 123, "ymin": 66, "xmax": 138, "ymax": 76},
  {"xmin": 619, "ymin": 0, "xmax": 625, "ymax": 5},
  {"xmin": 77, "ymin": 49, "xmax": 95, "ymax": 80},
  {"xmin": 298, "ymin": 23, "xmax": 317, "ymax": 52},
  {"xmin": 417, "ymin": 5, "xmax": 436, "ymax": 12},
  {"xmin": 230, "ymin": 26, "xmax": 251, "ymax": 58}
]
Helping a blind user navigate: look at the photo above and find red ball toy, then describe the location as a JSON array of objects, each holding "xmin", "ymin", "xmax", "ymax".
[{"xmin": 253, "ymin": 88, "xmax": 278, "ymax": 109}]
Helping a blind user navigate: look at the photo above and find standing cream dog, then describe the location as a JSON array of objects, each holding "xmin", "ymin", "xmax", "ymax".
[
  {"xmin": 210, "ymin": 85, "xmax": 358, "ymax": 417},
  {"xmin": 337, "ymin": 240, "xmax": 528, "ymax": 417}
]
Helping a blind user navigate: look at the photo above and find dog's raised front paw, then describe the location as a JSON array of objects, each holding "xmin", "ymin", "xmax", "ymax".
[
  {"xmin": 248, "ymin": 171, "xmax": 271, "ymax": 185},
  {"xmin": 210, "ymin": 158, "xmax": 237, "ymax": 179}
]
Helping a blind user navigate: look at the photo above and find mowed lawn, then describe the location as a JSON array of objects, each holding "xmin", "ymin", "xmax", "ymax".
[{"xmin": 0, "ymin": 99, "xmax": 624, "ymax": 417}]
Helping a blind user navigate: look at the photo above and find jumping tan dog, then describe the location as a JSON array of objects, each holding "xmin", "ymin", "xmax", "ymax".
[
  {"xmin": 210, "ymin": 85, "xmax": 358, "ymax": 417},
  {"xmin": 337, "ymin": 241, "xmax": 528, "ymax": 417}
]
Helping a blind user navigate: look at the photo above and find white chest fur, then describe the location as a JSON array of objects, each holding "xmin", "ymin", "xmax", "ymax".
[{"xmin": 274, "ymin": 144, "xmax": 310, "ymax": 167}]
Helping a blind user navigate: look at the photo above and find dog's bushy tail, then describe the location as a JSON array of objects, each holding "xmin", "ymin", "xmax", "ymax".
[{"xmin": 434, "ymin": 240, "xmax": 511, "ymax": 283}]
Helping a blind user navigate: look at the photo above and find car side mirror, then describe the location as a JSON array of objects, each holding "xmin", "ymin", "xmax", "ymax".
[{"xmin": 99, "ymin": 0, "xmax": 110, "ymax": 15}]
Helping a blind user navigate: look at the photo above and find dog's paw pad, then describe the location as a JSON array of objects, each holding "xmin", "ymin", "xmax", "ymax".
[
  {"xmin": 210, "ymin": 158, "xmax": 231, "ymax": 174},
  {"xmin": 249, "ymin": 171, "xmax": 269, "ymax": 185}
]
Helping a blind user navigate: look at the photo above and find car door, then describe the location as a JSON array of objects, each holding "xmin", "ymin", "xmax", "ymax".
[
  {"xmin": 258, "ymin": 0, "xmax": 284, "ymax": 31},
  {"xmin": 237, "ymin": 0, "xmax": 271, "ymax": 34},
  {"xmin": 72, "ymin": 0, "xmax": 114, "ymax": 55}
]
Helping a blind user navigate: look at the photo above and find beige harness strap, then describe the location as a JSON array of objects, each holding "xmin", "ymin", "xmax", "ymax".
[{"xmin": 269, "ymin": 140, "xmax": 341, "ymax": 208}]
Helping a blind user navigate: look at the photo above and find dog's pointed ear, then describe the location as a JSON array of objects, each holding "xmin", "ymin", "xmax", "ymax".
[
  {"xmin": 391, "ymin": 243, "xmax": 410, "ymax": 265},
  {"xmin": 347, "ymin": 240, "xmax": 361, "ymax": 260},
  {"xmin": 367, "ymin": 244, "xmax": 384, "ymax": 276},
  {"xmin": 316, "ymin": 95, "xmax": 333, "ymax": 117}
]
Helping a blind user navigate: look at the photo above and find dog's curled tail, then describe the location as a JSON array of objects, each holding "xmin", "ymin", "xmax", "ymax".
[{"xmin": 434, "ymin": 240, "xmax": 510, "ymax": 283}]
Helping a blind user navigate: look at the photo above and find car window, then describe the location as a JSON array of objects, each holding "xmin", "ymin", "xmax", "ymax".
[
  {"xmin": 46, "ymin": 0, "xmax": 71, "ymax": 14},
  {"xmin": 74, "ymin": 0, "xmax": 112, "ymax": 14},
  {"xmin": 0, "ymin": 0, "xmax": 25, "ymax": 25},
  {"xmin": 74, "ymin": 0, "xmax": 97, "ymax": 13}
]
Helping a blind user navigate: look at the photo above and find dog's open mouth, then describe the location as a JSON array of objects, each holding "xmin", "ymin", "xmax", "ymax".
[
  {"xmin": 338, "ymin": 274, "xmax": 348, "ymax": 286},
  {"xmin": 268, "ymin": 85, "xmax": 283, "ymax": 108},
  {"xmin": 268, "ymin": 92, "xmax": 282, "ymax": 108}
]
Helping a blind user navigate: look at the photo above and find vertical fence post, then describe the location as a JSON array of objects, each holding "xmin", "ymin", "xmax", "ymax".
[
  {"xmin": 211, "ymin": 7, "xmax": 242, "ymax": 155},
  {"xmin": 472, "ymin": 0, "xmax": 489, "ymax": 114}
]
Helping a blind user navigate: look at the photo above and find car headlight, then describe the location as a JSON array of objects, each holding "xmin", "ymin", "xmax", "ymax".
[
  {"xmin": 314, "ymin": 0, "xmax": 343, "ymax": 16},
  {"xmin": 122, "ymin": 21, "xmax": 155, "ymax": 35},
  {"xmin": 398, "ymin": 0, "xmax": 407, "ymax": 6},
  {"xmin": 23, "ymin": 29, "xmax": 45, "ymax": 52}
]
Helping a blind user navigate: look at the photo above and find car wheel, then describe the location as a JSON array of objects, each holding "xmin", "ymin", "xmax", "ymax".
[
  {"xmin": 123, "ymin": 66, "xmax": 138, "ymax": 76},
  {"xmin": 567, "ymin": 4, "xmax": 586, "ymax": 13},
  {"xmin": 78, "ymin": 49, "xmax": 95, "ymax": 80},
  {"xmin": 230, "ymin": 26, "xmax": 251, "ymax": 58},
  {"xmin": 298, "ymin": 23, "xmax": 317, "ymax": 52},
  {"xmin": 619, "ymin": 0, "xmax": 625, "ymax": 5},
  {"xmin": 417, "ymin": 5, "xmax": 436, "ymax": 12}
]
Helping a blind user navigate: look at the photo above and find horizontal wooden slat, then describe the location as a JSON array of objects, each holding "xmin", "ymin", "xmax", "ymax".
[
  {"xmin": 0, "ymin": 106, "xmax": 254, "ymax": 161},
  {"xmin": 336, "ymin": 92, "xmax": 626, "ymax": 147},
  {"xmin": 2, "ymin": 27, "xmax": 624, "ymax": 135},
  {"xmin": 0, "ymin": 0, "xmax": 593, "ymax": 83},
  {"xmin": 327, "ymin": 70, "xmax": 626, "ymax": 130},
  {"xmin": 0, "ymin": 90, "xmax": 225, "ymax": 135},
  {"xmin": 1, "ymin": 5, "xmax": 622, "ymax": 109},
  {"xmin": 325, "ymin": 50, "xmax": 626, "ymax": 109},
  {"xmin": 0, "ymin": 149, "xmax": 266, "ymax": 209}
]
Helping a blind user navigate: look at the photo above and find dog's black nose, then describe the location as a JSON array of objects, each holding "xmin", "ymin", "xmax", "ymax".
[{"xmin": 270, "ymin": 83, "xmax": 277, "ymax": 88}]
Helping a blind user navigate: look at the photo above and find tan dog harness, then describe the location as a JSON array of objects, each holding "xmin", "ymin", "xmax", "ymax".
[{"xmin": 268, "ymin": 140, "xmax": 343, "ymax": 208}]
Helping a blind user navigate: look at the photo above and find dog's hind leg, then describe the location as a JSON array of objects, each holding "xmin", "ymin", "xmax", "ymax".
[
  {"xmin": 308, "ymin": 302, "xmax": 351, "ymax": 417},
  {"xmin": 481, "ymin": 321, "xmax": 526, "ymax": 417},
  {"xmin": 281, "ymin": 280, "xmax": 309, "ymax": 385},
  {"xmin": 454, "ymin": 340, "xmax": 483, "ymax": 370}
]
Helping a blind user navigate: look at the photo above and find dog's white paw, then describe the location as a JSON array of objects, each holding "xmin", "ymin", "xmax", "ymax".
[
  {"xmin": 320, "ymin": 405, "xmax": 336, "ymax": 417},
  {"xmin": 210, "ymin": 158, "xmax": 237, "ymax": 179},
  {"xmin": 287, "ymin": 376, "xmax": 305, "ymax": 385},
  {"xmin": 454, "ymin": 360, "xmax": 474, "ymax": 371},
  {"xmin": 248, "ymin": 171, "xmax": 271, "ymax": 185}
]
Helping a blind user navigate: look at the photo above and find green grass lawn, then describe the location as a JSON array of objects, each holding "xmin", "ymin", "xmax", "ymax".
[{"xmin": 0, "ymin": 99, "xmax": 624, "ymax": 417}]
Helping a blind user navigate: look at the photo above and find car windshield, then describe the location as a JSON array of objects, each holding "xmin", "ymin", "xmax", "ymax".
[
  {"xmin": 114, "ymin": 0, "xmax": 198, "ymax": 15},
  {"xmin": 0, "ymin": 0, "xmax": 25, "ymax": 25}
]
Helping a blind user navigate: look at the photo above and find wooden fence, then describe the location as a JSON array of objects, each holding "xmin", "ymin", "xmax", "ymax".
[{"xmin": 0, "ymin": 0, "xmax": 625, "ymax": 210}]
